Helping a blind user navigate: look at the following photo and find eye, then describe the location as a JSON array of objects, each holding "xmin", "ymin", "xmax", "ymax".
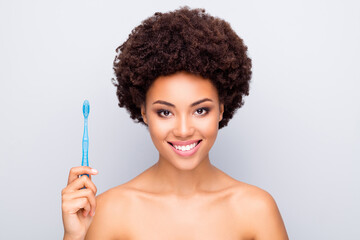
[
  {"xmin": 194, "ymin": 107, "xmax": 209, "ymax": 116},
  {"xmin": 157, "ymin": 109, "xmax": 173, "ymax": 118}
]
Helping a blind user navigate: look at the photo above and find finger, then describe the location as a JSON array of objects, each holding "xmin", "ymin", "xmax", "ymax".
[
  {"xmin": 67, "ymin": 166, "xmax": 98, "ymax": 184},
  {"xmin": 82, "ymin": 198, "xmax": 92, "ymax": 217},
  {"xmin": 67, "ymin": 166, "xmax": 98, "ymax": 185},
  {"xmin": 62, "ymin": 188, "xmax": 97, "ymax": 216},
  {"xmin": 66, "ymin": 175, "xmax": 97, "ymax": 195},
  {"xmin": 83, "ymin": 191, "xmax": 96, "ymax": 217},
  {"xmin": 62, "ymin": 197, "xmax": 90, "ymax": 215}
]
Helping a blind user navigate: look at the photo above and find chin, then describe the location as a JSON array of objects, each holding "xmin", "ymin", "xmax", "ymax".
[{"xmin": 160, "ymin": 152, "xmax": 209, "ymax": 171}]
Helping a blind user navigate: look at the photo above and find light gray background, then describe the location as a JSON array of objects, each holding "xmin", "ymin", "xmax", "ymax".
[{"xmin": 0, "ymin": 0, "xmax": 359, "ymax": 239}]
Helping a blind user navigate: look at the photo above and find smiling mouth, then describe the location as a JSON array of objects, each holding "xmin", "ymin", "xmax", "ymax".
[{"xmin": 167, "ymin": 140, "xmax": 202, "ymax": 151}]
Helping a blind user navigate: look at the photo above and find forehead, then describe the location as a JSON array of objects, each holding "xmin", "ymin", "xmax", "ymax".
[{"xmin": 146, "ymin": 72, "xmax": 219, "ymax": 103}]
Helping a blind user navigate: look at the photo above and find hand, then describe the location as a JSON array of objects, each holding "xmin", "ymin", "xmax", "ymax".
[{"xmin": 61, "ymin": 166, "xmax": 98, "ymax": 240}]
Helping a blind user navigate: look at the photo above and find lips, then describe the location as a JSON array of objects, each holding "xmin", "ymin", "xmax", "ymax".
[
  {"xmin": 167, "ymin": 139, "xmax": 202, "ymax": 146},
  {"xmin": 167, "ymin": 139, "xmax": 202, "ymax": 157}
]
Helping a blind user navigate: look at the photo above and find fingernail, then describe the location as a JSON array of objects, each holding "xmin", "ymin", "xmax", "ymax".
[{"xmin": 91, "ymin": 168, "xmax": 98, "ymax": 173}]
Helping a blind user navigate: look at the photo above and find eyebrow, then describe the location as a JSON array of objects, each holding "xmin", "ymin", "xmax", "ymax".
[{"xmin": 152, "ymin": 98, "xmax": 213, "ymax": 107}]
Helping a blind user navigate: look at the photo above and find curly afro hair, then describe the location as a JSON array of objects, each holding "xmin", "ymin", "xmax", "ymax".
[{"xmin": 112, "ymin": 6, "xmax": 252, "ymax": 129}]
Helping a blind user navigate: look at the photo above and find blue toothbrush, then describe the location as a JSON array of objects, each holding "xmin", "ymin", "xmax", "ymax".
[{"xmin": 80, "ymin": 100, "xmax": 90, "ymax": 180}]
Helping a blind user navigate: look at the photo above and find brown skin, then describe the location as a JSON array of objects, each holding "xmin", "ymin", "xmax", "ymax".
[
  {"xmin": 62, "ymin": 166, "xmax": 98, "ymax": 240},
  {"xmin": 63, "ymin": 72, "xmax": 288, "ymax": 239}
]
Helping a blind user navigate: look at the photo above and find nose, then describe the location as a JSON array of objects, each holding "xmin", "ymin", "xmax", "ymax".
[{"xmin": 172, "ymin": 114, "xmax": 195, "ymax": 138}]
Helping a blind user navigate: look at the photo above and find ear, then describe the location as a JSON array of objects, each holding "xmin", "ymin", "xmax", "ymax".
[
  {"xmin": 219, "ymin": 103, "xmax": 224, "ymax": 122},
  {"xmin": 141, "ymin": 104, "xmax": 148, "ymax": 125}
]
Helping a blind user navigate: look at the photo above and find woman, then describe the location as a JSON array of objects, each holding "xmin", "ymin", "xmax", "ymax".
[{"xmin": 62, "ymin": 7, "xmax": 289, "ymax": 240}]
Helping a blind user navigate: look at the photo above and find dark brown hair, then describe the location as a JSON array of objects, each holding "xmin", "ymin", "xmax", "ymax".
[{"xmin": 112, "ymin": 6, "xmax": 252, "ymax": 129}]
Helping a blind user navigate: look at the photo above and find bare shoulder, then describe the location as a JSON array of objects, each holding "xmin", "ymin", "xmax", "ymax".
[
  {"xmin": 231, "ymin": 181, "xmax": 289, "ymax": 240},
  {"xmin": 85, "ymin": 184, "xmax": 133, "ymax": 240},
  {"xmin": 232, "ymin": 182, "xmax": 277, "ymax": 211}
]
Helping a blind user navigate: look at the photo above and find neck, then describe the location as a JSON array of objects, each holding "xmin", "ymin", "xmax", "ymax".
[{"xmin": 149, "ymin": 153, "xmax": 219, "ymax": 197}]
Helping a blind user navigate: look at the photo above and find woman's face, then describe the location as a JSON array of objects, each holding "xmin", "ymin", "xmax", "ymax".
[{"xmin": 141, "ymin": 72, "xmax": 224, "ymax": 170}]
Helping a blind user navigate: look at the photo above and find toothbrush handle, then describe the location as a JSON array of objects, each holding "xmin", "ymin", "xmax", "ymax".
[
  {"xmin": 80, "ymin": 139, "xmax": 89, "ymax": 185},
  {"xmin": 82, "ymin": 119, "xmax": 89, "ymax": 166},
  {"xmin": 80, "ymin": 119, "xmax": 89, "ymax": 183},
  {"xmin": 82, "ymin": 138, "xmax": 88, "ymax": 166}
]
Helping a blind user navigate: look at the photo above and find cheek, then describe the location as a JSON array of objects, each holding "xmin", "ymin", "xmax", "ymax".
[
  {"xmin": 148, "ymin": 118, "xmax": 172, "ymax": 143},
  {"xmin": 196, "ymin": 115, "xmax": 219, "ymax": 139}
]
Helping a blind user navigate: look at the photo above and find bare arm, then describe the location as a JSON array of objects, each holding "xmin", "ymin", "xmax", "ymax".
[
  {"xmin": 235, "ymin": 185, "xmax": 288, "ymax": 240},
  {"xmin": 85, "ymin": 188, "xmax": 130, "ymax": 240},
  {"xmin": 84, "ymin": 192, "xmax": 116, "ymax": 239},
  {"xmin": 251, "ymin": 191, "xmax": 289, "ymax": 240}
]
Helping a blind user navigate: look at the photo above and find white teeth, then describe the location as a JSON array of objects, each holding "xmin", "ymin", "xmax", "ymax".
[{"xmin": 174, "ymin": 142, "xmax": 197, "ymax": 151}]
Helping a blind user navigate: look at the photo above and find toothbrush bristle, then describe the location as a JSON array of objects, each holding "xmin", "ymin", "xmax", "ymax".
[{"xmin": 83, "ymin": 100, "xmax": 90, "ymax": 118}]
